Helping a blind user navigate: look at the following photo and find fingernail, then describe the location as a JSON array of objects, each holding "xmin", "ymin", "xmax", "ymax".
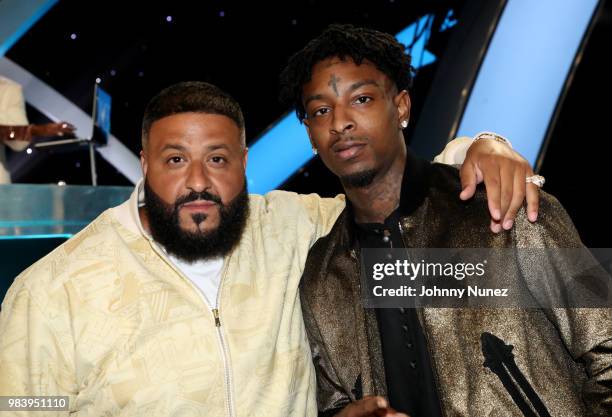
[
  {"xmin": 529, "ymin": 211, "xmax": 538, "ymax": 222},
  {"xmin": 503, "ymin": 219, "xmax": 513, "ymax": 230},
  {"xmin": 492, "ymin": 223, "xmax": 502, "ymax": 234},
  {"xmin": 493, "ymin": 209, "xmax": 501, "ymax": 220},
  {"xmin": 377, "ymin": 398, "xmax": 387, "ymax": 408}
]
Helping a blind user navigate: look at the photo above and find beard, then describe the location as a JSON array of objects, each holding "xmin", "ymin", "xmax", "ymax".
[
  {"xmin": 339, "ymin": 168, "xmax": 378, "ymax": 188},
  {"xmin": 144, "ymin": 180, "xmax": 249, "ymax": 263}
]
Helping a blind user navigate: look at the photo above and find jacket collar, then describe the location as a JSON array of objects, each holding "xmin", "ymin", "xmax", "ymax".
[{"xmin": 111, "ymin": 178, "xmax": 154, "ymax": 241}]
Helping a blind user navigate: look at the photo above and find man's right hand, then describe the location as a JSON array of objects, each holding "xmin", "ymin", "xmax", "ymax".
[
  {"xmin": 31, "ymin": 122, "xmax": 76, "ymax": 138},
  {"xmin": 335, "ymin": 396, "xmax": 409, "ymax": 417}
]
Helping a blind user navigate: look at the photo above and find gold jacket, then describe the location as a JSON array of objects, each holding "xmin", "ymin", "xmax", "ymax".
[{"xmin": 300, "ymin": 153, "xmax": 612, "ymax": 416}]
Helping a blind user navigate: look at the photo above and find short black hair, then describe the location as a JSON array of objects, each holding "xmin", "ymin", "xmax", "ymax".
[
  {"xmin": 142, "ymin": 81, "xmax": 245, "ymax": 148},
  {"xmin": 279, "ymin": 24, "xmax": 414, "ymax": 122}
]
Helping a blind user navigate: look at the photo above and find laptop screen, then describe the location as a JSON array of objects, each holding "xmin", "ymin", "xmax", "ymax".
[{"xmin": 91, "ymin": 84, "xmax": 111, "ymax": 146}]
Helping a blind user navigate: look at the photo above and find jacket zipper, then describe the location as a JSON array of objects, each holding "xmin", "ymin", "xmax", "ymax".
[
  {"xmin": 212, "ymin": 308, "xmax": 221, "ymax": 327},
  {"xmin": 398, "ymin": 219, "xmax": 447, "ymax": 417},
  {"xmin": 150, "ymin": 242, "xmax": 236, "ymax": 417},
  {"xmin": 212, "ymin": 268, "xmax": 236, "ymax": 417}
]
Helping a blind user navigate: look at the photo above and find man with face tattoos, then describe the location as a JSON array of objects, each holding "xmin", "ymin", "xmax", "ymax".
[{"xmin": 279, "ymin": 24, "xmax": 612, "ymax": 417}]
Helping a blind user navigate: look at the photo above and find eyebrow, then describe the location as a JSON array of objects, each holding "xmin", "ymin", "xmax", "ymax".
[
  {"xmin": 304, "ymin": 94, "xmax": 324, "ymax": 107},
  {"xmin": 161, "ymin": 143, "xmax": 187, "ymax": 152},
  {"xmin": 206, "ymin": 144, "xmax": 230, "ymax": 151},
  {"xmin": 348, "ymin": 79, "xmax": 381, "ymax": 92},
  {"xmin": 160, "ymin": 143, "xmax": 231, "ymax": 152},
  {"xmin": 304, "ymin": 79, "xmax": 382, "ymax": 107}
]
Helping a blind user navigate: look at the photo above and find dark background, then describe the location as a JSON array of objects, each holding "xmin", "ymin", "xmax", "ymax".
[{"xmin": 5, "ymin": 0, "xmax": 611, "ymax": 247}]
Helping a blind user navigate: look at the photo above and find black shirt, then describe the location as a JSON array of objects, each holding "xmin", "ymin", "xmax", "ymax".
[{"xmin": 355, "ymin": 209, "xmax": 443, "ymax": 417}]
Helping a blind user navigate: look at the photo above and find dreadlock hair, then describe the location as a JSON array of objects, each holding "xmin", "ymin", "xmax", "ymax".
[
  {"xmin": 142, "ymin": 81, "xmax": 245, "ymax": 149},
  {"xmin": 279, "ymin": 24, "xmax": 414, "ymax": 123}
]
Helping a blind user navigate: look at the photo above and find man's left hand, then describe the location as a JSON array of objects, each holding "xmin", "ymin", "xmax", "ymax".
[{"xmin": 459, "ymin": 139, "xmax": 539, "ymax": 233}]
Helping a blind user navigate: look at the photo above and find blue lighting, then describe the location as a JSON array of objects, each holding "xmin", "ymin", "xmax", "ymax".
[
  {"xmin": 457, "ymin": 0, "xmax": 599, "ymax": 167},
  {"xmin": 440, "ymin": 10, "xmax": 458, "ymax": 32},
  {"xmin": 0, "ymin": 220, "xmax": 86, "ymax": 228},
  {"xmin": 246, "ymin": 112, "xmax": 313, "ymax": 193},
  {"xmin": 0, "ymin": 234, "xmax": 72, "ymax": 240},
  {"xmin": 395, "ymin": 15, "xmax": 438, "ymax": 68},
  {"xmin": 0, "ymin": 0, "xmax": 59, "ymax": 56}
]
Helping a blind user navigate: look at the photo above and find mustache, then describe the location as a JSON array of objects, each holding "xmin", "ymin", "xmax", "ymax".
[
  {"xmin": 330, "ymin": 136, "xmax": 370, "ymax": 152},
  {"xmin": 175, "ymin": 190, "xmax": 223, "ymax": 207},
  {"xmin": 335, "ymin": 135, "xmax": 368, "ymax": 142},
  {"xmin": 331, "ymin": 136, "xmax": 369, "ymax": 147}
]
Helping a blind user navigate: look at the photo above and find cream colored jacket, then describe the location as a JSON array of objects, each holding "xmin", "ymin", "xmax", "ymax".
[{"xmin": 0, "ymin": 183, "xmax": 345, "ymax": 417}]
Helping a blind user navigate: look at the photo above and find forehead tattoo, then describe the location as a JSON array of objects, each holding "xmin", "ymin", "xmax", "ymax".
[{"xmin": 328, "ymin": 74, "xmax": 341, "ymax": 97}]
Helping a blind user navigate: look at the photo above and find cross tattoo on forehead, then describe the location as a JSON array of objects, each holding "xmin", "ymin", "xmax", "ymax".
[{"xmin": 328, "ymin": 74, "xmax": 341, "ymax": 97}]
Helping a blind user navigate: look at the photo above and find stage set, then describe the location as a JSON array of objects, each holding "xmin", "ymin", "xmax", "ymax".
[{"xmin": 0, "ymin": 2, "xmax": 610, "ymax": 415}]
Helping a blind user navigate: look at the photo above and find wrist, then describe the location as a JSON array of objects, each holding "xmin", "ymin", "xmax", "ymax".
[
  {"xmin": 29, "ymin": 124, "xmax": 41, "ymax": 136},
  {"xmin": 1, "ymin": 125, "xmax": 31, "ymax": 142},
  {"xmin": 472, "ymin": 131, "xmax": 512, "ymax": 148}
]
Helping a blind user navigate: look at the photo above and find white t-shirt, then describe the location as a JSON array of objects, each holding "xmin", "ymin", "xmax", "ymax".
[{"xmin": 167, "ymin": 253, "xmax": 224, "ymax": 308}]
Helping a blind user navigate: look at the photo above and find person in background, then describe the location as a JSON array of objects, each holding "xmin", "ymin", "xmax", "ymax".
[{"xmin": 0, "ymin": 76, "xmax": 75, "ymax": 184}]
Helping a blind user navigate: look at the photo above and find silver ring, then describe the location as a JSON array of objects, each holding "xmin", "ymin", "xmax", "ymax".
[{"xmin": 526, "ymin": 175, "xmax": 545, "ymax": 188}]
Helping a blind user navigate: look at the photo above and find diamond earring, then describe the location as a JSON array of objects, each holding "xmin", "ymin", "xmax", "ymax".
[
  {"xmin": 312, "ymin": 147, "xmax": 318, "ymax": 155},
  {"xmin": 400, "ymin": 120, "xmax": 408, "ymax": 129}
]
